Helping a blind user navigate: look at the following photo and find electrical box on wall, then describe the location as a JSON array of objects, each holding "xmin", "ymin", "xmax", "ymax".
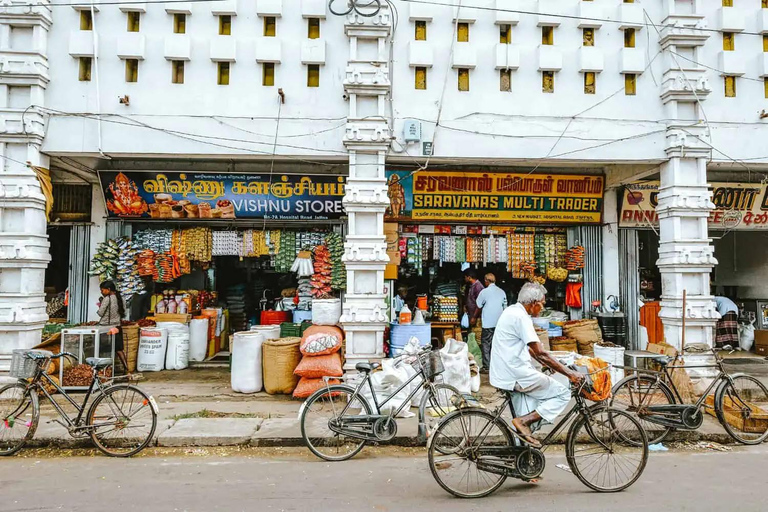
[{"xmin": 403, "ymin": 120, "xmax": 421, "ymax": 142}]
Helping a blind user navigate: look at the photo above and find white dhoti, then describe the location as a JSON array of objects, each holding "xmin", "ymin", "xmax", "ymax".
[{"xmin": 510, "ymin": 369, "xmax": 571, "ymax": 424}]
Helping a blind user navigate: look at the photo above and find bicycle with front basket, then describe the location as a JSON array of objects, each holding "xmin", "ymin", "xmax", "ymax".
[
  {"xmin": 300, "ymin": 347, "xmax": 461, "ymax": 461},
  {"xmin": 0, "ymin": 349, "xmax": 158, "ymax": 457},
  {"xmin": 427, "ymin": 366, "xmax": 649, "ymax": 498},
  {"xmin": 610, "ymin": 345, "xmax": 768, "ymax": 445}
]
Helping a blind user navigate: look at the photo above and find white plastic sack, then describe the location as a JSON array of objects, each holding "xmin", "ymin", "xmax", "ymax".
[
  {"xmin": 250, "ymin": 325, "xmax": 281, "ymax": 340},
  {"xmin": 469, "ymin": 359, "xmax": 481, "ymax": 393},
  {"xmin": 594, "ymin": 344, "xmax": 626, "ymax": 386},
  {"xmin": 440, "ymin": 338, "xmax": 472, "ymax": 395},
  {"xmin": 312, "ymin": 299, "xmax": 342, "ymax": 326},
  {"xmin": 156, "ymin": 321, "xmax": 188, "ymax": 334},
  {"xmin": 231, "ymin": 332, "xmax": 264, "ymax": 393},
  {"xmin": 739, "ymin": 321, "xmax": 755, "ymax": 352},
  {"xmin": 189, "ymin": 318, "xmax": 209, "ymax": 362},
  {"xmin": 165, "ymin": 332, "xmax": 190, "ymax": 370},
  {"xmin": 359, "ymin": 358, "xmax": 414, "ymax": 418},
  {"xmin": 137, "ymin": 327, "xmax": 168, "ymax": 372}
]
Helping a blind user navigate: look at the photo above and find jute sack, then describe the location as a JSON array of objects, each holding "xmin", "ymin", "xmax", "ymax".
[
  {"xmin": 263, "ymin": 337, "xmax": 302, "ymax": 395},
  {"xmin": 122, "ymin": 324, "xmax": 140, "ymax": 373},
  {"xmin": 535, "ymin": 328, "xmax": 550, "ymax": 351},
  {"xmin": 564, "ymin": 319, "xmax": 602, "ymax": 357},
  {"xmin": 550, "ymin": 337, "xmax": 578, "ymax": 353}
]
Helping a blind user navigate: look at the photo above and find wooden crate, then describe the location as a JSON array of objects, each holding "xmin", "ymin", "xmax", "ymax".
[{"xmin": 705, "ymin": 394, "xmax": 768, "ymax": 434}]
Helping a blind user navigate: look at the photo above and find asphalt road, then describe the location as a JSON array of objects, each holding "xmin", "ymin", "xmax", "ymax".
[{"xmin": 0, "ymin": 446, "xmax": 765, "ymax": 512}]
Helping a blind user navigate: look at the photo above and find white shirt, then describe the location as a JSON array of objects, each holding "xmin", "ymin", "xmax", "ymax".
[
  {"xmin": 489, "ymin": 303, "xmax": 541, "ymax": 391},
  {"xmin": 476, "ymin": 283, "xmax": 508, "ymax": 328},
  {"xmin": 715, "ymin": 296, "xmax": 738, "ymax": 316}
]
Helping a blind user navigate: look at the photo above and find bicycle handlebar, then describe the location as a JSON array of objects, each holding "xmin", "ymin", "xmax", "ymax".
[{"xmin": 26, "ymin": 351, "xmax": 77, "ymax": 361}]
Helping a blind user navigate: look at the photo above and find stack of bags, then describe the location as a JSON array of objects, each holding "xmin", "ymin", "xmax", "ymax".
[
  {"xmin": 226, "ymin": 283, "xmax": 248, "ymax": 332},
  {"xmin": 292, "ymin": 325, "xmax": 344, "ymax": 398},
  {"xmin": 563, "ymin": 319, "xmax": 603, "ymax": 357}
]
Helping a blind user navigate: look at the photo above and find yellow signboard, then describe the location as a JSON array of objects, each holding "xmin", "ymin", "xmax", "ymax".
[{"xmin": 387, "ymin": 171, "xmax": 604, "ymax": 224}]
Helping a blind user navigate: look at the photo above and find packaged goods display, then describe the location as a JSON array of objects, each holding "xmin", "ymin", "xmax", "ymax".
[{"xmin": 433, "ymin": 296, "xmax": 459, "ymax": 323}]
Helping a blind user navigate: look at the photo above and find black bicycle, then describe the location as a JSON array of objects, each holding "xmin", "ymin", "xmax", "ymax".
[
  {"xmin": 610, "ymin": 345, "xmax": 768, "ymax": 445},
  {"xmin": 300, "ymin": 347, "xmax": 461, "ymax": 461},
  {"xmin": 427, "ymin": 368, "xmax": 649, "ymax": 498},
  {"xmin": 0, "ymin": 349, "xmax": 158, "ymax": 457}
]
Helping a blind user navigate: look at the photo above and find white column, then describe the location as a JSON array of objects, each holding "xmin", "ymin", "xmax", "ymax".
[
  {"xmin": 656, "ymin": 4, "xmax": 718, "ymax": 350},
  {"xmin": 340, "ymin": 6, "xmax": 393, "ymax": 370},
  {"xmin": 0, "ymin": 3, "xmax": 52, "ymax": 371},
  {"xmin": 602, "ymin": 188, "xmax": 620, "ymax": 303}
]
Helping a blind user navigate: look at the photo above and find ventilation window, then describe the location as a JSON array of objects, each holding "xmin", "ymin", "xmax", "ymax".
[
  {"xmin": 624, "ymin": 29, "xmax": 635, "ymax": 48},
  {"xmin": 218, "ymin": 62, "xmax": 230, "ymax": 85},
  {"xmin": 415, "ymin": 67, "xmax": 427, "ymax": 90},
  {"xmin": 764, "ymin": 0, "xmax": 768, "ymax": 8},
  {"xmin": 125, "ymin": 59, "xmax": 138, "ymax": 83},
  {"xmin": 78, "ymin": 57, "xmax": 92, "ymax": 81},
  {"xmin": 764, "ymin": 77, "xmax": 768, "ymax": 98},
  {"xmin": 127, "ymin": 11, "xmax": 140, "ymax": 32},
  {"xmin": 263, "ymin": 62, "xmax": 275, "ymax": 86},
  {"xmin": 80, "ymin": 10, "xmax": 93, "ymax": 31},
  {"xmin": 307, "ymin": 64, "xmax": 320, "ymax": 87},
  {"xmin": 415, "ymin": 20, "xmax": 427, "ymax": 41},
  {"xmin": 542, "ymin": 71, "xmax": 554, "ymax": 93},
  {"xmin": 500, "ymin": 69, "xmax": 511, "ymax": 92},
  {"xmin": 723, "ymin": 0, "xmax": 733, "ymax": 6},
  {"xmin": 723, "ymin": 32, "xmax": 734, "ymax": 51},
  {"xmin": 624, "ymin": 74, "xmax": 637, "ymax": 95},
  {"xmin": 172, "ymin": 60, "xmax": 184, "ymax": 84},
  {"xmin": 542, "ymin": 26, "xmax": 553, "ymax": 45},
  {"xmin": 264, "ymin": 16, "xmax": 276, "ymax": 37},
  {"xmin": 724, "ymin": 75, "xmax": 736, "ymax": 97},
  {"xmin": 174, "ymin": 13, "xmax": 186, "ymax": 34},
  {"xmin": 457, "ymin": 22, "xmax": 469, "ymax": 43},
  {"xmin": 500, "ymin": 24, "xmax": 511, "ymax": 44},
  {"xmin": 308, "ymin": 18, "xmax": 320, "ymax": 39},
  {"xmin": 764, "ymin": 35, "xmax": 768, "ymax": 52},
  {"xmin": 583, "ymin": 28, "xmax": 594, "ymax": 47},
  {"xmin": 457, "ymin": 68, "xmax": 470, "ymax": 91},
  {"xmin": 584, "ymin": 72, "xmax": 596, "ymax": 94},
  {"xmin": 624, "ymin": 0, "xmax": 634, "ymax": 3},
  {"xmin": 219, "ymin": 15, "xmax": 231, "ymax": 35}
]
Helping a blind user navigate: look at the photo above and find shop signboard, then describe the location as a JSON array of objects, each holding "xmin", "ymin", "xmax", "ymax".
[
  {"xmin": 619, "ymin": 181, "xmax": 768, "ymax": 230},
  {"xmin": 385, "ymin": 170, "xmax": 604, "ymax": 224},
  {"xmin": 98, "ymin": 171, "xmax": 346, "ymax": 221}
]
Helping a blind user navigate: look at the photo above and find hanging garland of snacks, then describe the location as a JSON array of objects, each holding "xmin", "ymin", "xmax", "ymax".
[
  {"xmin": 566, "ymin": 245, "xmax": 586, "ymax": 270},
  {"xmin": 276, "ymin": 230, "xmax": 297, "ymax": 273},
  {"xmin": 310, "ymin": 244, "xmax": 333, "ymax": 298},
  {"xmin": 88, "ymin": 239, "xmax": 121, "ymax": 280},
  {"xmin": 325, "ymin": 232, "xmax": 346, "ymax": 290},
  {"xmin": 115, "ymin": 239, "xmax": 143, "ymax": 301},
  {"xmin": 182, "ymin": 227, "xmax": 212, "ymax": 262}
]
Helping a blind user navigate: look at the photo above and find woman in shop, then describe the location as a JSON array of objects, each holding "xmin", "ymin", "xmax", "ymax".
[{"xmin": 98, "ymin": 280, "xmax": 130, "ymax": 374}]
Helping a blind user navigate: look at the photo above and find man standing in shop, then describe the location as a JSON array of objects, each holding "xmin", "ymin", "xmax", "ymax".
[
  {"xmin": 464, "ymin": 269, "xmax": 485, "ymax": 343},
  {"xmin": 472, "ymin": 273, "xmax": 507, "ymax": 373},
  {"xmin": 714, "ymin": 295, "xmax": 740, "ymax": 348}
]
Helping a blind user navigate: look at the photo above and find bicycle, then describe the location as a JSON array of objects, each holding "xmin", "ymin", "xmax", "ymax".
[
  {"xmin": 300, "ymin": 347, "xmax": 461, "ymax": 461},
  {"xmin": 427, "ymin": 367, "xmax": 649, "ymax": 498},
  {"xmin": 0, "ymin": 349, "xmax": 158, "ymax": 457},
  {"xmin": 610, "ymin": 345, "xmax": 768, "ymax": 445}
]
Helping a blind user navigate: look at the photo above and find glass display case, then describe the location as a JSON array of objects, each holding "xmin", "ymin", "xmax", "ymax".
[{"xmin": 59, "ymin": 327, "xmax": 115, "ymax": 391}]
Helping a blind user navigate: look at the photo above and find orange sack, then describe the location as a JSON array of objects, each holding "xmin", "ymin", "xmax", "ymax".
[
  {"xmin": 574, "ymin": 356, "xmax": 612, "ymax": 402},
  {"xmin": 294, "ymin": 352, "xmax": 343, "ymax": 379},
  {"xmin": 300, "ymin": 325, "xmax": 344, "ymax": 356},
  {"xmin": 293, "ymin": 377, "xmax": 341, "ymax": 399}
]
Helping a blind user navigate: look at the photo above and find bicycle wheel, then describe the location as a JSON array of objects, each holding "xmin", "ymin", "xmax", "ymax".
[
  {"xmin": 300, "ymin": 384, "xmax": 372, "ymax": 462},
  {"xmin": 428, "ymin": 408, "xmax": 513, "ymax": 499},
  {"xmin": 0, "ymin": 383, "xmax": 39, "ymax": 456},
  {"xmin": 715, "ymin": 374, "xmax": 768, "ymax": 445},
  {"xmin": 87, "ymin": 385, "xmax": 157, "ymax": 457},
  {"xmin": 566, "ymin": 407, "xmax": 648, "ymax": 493},
  {"xmin": 610, "ymin": 375, "xmax": 675, "ymax": 445},
  {"xmin": 419, "ymin": 382, "xmax": 461, "ymax": 443}
]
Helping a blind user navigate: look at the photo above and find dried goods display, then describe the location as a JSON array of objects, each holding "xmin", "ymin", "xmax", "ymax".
[
  {"xmin": 566, "ymin": 245, "xmax": 586, "ymax": 270},
  {"xmin": 310, "ymin": 245, "xmax": 333, "ymax": 298},
  {"xmin": 325, "ymin": 232, "xmax": 346, "ymax": 290},
  {"xmin": 509, "ymin": 233, "xmax": 535, "ymax": 278},
  {"xmin": 88, "ymin": 239, "xmax": 121, "ymax": 280}
]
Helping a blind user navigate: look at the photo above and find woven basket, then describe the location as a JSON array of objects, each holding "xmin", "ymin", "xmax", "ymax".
[
  {"xmin": 550, "ymin": 337, "xmax": 578, "ymax": 353},
  {"xmin": 263, "ymin": 337, "xmax": 302, "ymax": 395},
  {"xmin": 122, "ymin": 324, "xmax": 140, "ymax": 373}
]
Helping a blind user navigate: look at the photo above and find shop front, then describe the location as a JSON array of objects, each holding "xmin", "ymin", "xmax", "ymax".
[
  {"xmin": 40, "ymin": 169, "xmax": 349, "ymax": 389},
  {"xmin": 384, "ymin": 169, "xmax": 608, "ymax": 357},
  {"xmin": 619, "ymin": 180, "xmax": 768, "ymax": 355}
]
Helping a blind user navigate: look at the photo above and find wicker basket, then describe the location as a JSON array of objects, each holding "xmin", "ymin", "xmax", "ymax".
[
  {"xmin": 262, "ymin": 337, "xmax": 302, "ymax": 395},
  {"xmin": 122, "ymin": 324, "xmax": 140, "ymax": 373}
]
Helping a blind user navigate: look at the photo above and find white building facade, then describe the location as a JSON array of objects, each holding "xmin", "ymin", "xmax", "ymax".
[{"xmin": 4, "ymin": 0, "xmax": 768, "ymax": 366}]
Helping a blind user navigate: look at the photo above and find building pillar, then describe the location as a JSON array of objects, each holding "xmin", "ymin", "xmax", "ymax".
[
  {"xmin": 0, "ymin": 3, "xmax": 52, "ymax": 371},
  {"xmin": 656, "ymin": 3, "xmax": 718, "ymax": 350},
  {"xmin": 339, "ymin": 5, "xmax": 392, "ymax": 370}
]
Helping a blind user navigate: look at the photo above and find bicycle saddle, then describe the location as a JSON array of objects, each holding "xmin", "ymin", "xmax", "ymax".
[
  {"xmin": 86, "ymin": 357, "xmax": 113, "ymax": 369},
  {"xmin": 648, "ymin": 354, "xmax": 672, "ymax": 366},
  {"xmin": 355, "ymin": 362, "xmax": 380, "ymax": 373}
]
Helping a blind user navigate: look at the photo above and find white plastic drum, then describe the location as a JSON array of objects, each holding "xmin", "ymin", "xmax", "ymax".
[
  {"xmin": 231, "ymin": 331, "xmax": 265, "ymax": 393},
  {"xmin": 249, "ymin": 325, "xmax": 280, "ymax": 340},
  {"xmin": 137, "ymin": 327, "xmax": 168, "ymax": 372},
  {"xmin": 166, "ymin": 331, "xmax": 190, "ymax": 370},
  {"xmin": 189, "ymin": 318, "xmax": 209, "ymax": 362}
]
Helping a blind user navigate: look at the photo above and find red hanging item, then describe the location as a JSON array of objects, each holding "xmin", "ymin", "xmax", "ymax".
[{"xmin": 565, "ymin": 282, "xmax": 583, "ymax": 308}]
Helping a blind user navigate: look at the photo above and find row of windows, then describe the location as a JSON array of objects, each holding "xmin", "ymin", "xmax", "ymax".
[
  {"xmin": 79, "ymin": 11, "xmax": 322, "ymax": 38},
  {"xmin": 413, "ymin": 66, "xmax": 639, "ymax": 95},
  {"xmin": 76, "ymin": 56, "xmax": 321, "ymax": 87}
]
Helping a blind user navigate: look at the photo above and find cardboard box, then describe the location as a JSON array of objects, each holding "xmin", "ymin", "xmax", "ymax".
[
  {"xmin": 755, "ymin": 330, "xmax": 768, "ymax": 355},
  {"xmin": 384, "ymin": 264, "xmax": 398, "ymax": 280},
  {"xmin": 646, "ymin": 342, "xmax": 678, "ymax": 357}
]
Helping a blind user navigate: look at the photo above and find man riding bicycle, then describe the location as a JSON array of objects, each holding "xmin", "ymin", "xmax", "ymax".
[{"xmin": 489, "ymin": 282, "xmax": 584, "ymax": 447}]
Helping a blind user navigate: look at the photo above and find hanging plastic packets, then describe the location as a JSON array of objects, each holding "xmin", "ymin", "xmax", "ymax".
[
  {"xmin": 212, "ymin": 230, "xmax": 240, "ymax": 256},
  {"xmin": 455, "ymin": 236, "xmax": 466, "ymax": 263}
]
